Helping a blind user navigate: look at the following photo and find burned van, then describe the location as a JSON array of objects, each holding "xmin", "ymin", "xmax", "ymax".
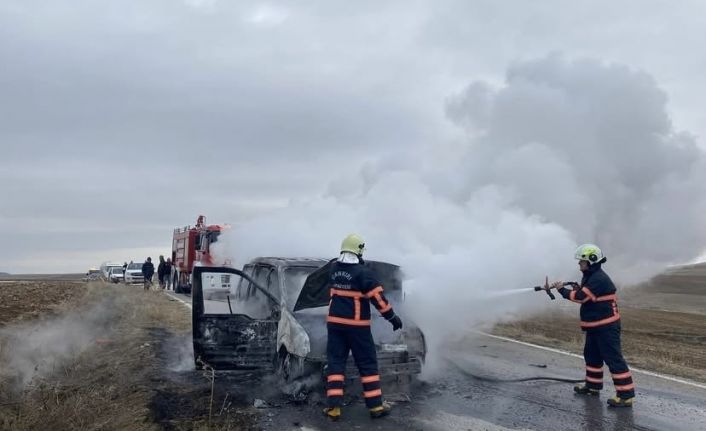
[{"xmin": 192, "ymin": 258, "xmax": 425, "ymax": 382}]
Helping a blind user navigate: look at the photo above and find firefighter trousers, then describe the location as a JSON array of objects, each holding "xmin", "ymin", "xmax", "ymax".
[
  {"xmin": 326, "ymin": 324, "xmax": 383, "ymax": 408},
  {"xmin": 583, "ymin": 322, "xmax": 635, "ymax": 398}
]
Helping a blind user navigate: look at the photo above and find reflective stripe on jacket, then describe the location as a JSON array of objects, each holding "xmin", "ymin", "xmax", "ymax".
[
  {"xmin": 559, "ymin": 265, "xmax": 620, "ymax": 330},
  {"xmin": 327, "ymin": 261, "xmax": 395, "ymax": 327}
]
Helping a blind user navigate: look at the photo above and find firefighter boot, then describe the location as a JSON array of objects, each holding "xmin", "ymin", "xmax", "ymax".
[
  {"xmin": 574, "ymin": 384, "xmax": 600, "ymax": 396},
  {"xmin": 322, "ymin": 407, "xmax": 341, "ymax": 421},
  {"xmin": 369, "ymin": 402, "xmax": 391, "ymax": 419},
  {"xmin": 607, "ymin": 395, "xmax": 634, "ymax": 408}
]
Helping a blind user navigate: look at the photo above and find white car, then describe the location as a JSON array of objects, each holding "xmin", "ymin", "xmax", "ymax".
[
  {"xmin": 108, "ymin": 267, "xmax": 124, "ymax": 284},
  {"xmin": 124, "ymin": 262, "xmax": 144, "ymax": 284},
  {"xmin": 100, "ymin": 262, "xmax": 123, "ymax": 280}
]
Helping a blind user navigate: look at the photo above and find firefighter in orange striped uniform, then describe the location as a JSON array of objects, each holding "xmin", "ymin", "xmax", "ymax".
[
  {"xmin": 322, "ymin": 234, "xmax": 403, "ymax": 421},
  {"xmin": 551, "ymin": 244, "xmax": 635, "ymax": 407}
]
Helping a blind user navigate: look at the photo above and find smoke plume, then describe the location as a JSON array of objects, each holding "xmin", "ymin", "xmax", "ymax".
[
  {"xmin": 212, "ymin": 55, "xmax": 706, "ymax": 362},
  {"xmin": 0, "ymin": 299, "xmax": 117, "ymax": 391}
]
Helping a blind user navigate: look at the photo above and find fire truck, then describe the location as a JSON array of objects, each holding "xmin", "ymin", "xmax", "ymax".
[{"xmin": 171, "ymin": 215, "xmax": 227, "ymax": 294}]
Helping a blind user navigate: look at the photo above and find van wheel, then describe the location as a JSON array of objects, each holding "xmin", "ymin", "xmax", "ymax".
[
  {"xmin": 277, "ymin": 348, "xmax": 305, "ymax": 382},
  {"xmin": 276, "ymin": 349, "xmax": 291, "ymax": 381}
]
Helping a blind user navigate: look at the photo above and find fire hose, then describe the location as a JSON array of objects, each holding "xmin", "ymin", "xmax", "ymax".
[{"xmin": 448, "ymin": 359, "xmax": 583, "ymax": 384}]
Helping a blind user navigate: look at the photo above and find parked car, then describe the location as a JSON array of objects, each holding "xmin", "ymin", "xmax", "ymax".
[
  {"xmin": 108, "ymin": 267, "xmax": 124, "ymax": 284},
  {"xmin": 83, "ymin": 268, "xmax": 102, "ymax": 282},
  {"xmin": 124, "ymin": 262, "xmax": 144, "ymax": 284},
  {"xmin": 191, "ymin": 258, "xmax": 425, "ymax": 385},
  {"xmin": 100, "ymin": 262, "xmax": 123, "ymax": 280}
]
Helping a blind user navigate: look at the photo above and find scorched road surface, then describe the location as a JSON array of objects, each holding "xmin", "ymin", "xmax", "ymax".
[{"xmin": 166, "ymin": 291, "xmax": 706, "ymax": 430}]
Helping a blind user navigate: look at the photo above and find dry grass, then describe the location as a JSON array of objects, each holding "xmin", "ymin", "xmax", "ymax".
[
  {"xmin": 1, "ymin": 283, "xmax": 157, "ymax": 430},
  {"xmin": 0, "ymin": 281, "xmax": 257, "ymax": 431},
  {"xmin": 493, "ymin": 306, "xmax": 706, "ymax": 383}
]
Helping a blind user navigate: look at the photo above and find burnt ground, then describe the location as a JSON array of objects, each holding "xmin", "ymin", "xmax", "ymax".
[{"xmin": 148, "ymin": 329, "xmax": 263, "ymax": 431}]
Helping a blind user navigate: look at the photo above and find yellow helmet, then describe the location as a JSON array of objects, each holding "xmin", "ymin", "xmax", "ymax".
[
  {"xmin": 574, "ymin": 244, "xmax": 604, "ymax": 264},
  {"xmin": 341, "ymin": 234, "xmax": 365, "ymax": 256}
]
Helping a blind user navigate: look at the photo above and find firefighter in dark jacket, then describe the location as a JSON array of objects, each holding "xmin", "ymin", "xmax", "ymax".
[
  {"xmin": 551, "ymin": 244, "xmax": 635, "ymax": 407},
  {"xmin": 323, "ymin": 234, "xmax": 403, "ymax": 421}
]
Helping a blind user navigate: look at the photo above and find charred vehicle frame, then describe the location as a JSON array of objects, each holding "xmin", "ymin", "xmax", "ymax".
[{"xmin": 192, "ymin": 258, "xmax": 426, "ymax": 386}]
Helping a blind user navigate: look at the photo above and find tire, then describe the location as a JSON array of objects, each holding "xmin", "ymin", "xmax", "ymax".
[
  {"xmin": 173, "ymin": 272, "xmax": 181, "ymax": 293},
  {"xmin": 275, "ymin": 350, "xmax": 319, "ymax": 401},
  {"xmin": 276, "ymin": 349, "xmax": 293, "ymax": 382},
  {"xmin": 276, "ymin": 349, "xmax": 314, "ymax": 383}
]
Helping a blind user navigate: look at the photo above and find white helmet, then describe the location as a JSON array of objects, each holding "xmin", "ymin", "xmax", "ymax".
[
  {"xmin": 574, "ymin": 244, "xmax": 604, "ymax": 264},
  {"xmin": 341, "ymin": 233, "xmax": 365, "ymax": 256}
]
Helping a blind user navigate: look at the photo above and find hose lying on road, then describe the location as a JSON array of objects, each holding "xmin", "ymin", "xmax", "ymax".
[{"xmin": 447, "ymin": 359, "xmax": 584, "ymax": 384}]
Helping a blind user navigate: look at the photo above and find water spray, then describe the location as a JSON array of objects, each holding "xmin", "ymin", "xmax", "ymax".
[{"xmin": 484, "ymin": 278, "xmax": 578, "ymax": 300}]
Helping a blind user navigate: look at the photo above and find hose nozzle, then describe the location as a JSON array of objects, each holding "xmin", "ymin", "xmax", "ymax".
[{"xmin": 533, "ymin": 276, "xmax": 556, "ymax": 300}]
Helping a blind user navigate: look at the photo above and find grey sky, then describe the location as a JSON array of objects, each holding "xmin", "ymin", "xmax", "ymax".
[{"xmin": 1, "ymin": 0, "xmax": 705, "ymax": 273}]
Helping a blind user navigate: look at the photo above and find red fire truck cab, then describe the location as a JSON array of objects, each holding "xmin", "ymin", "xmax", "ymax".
[{"xmin": 172, "ymin": 215, "xmax": 227, "ymax": 294}]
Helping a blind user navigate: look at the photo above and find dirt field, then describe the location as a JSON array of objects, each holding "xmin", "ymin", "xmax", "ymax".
[
  {"xmin": 0, "ymin": 281, "xmax": 85, "ymax": 324},
  {"xmin": 621, "ymin": 264, "xmax": 706, "ymax": 315},
  {"xmin": 0, "ymin": 274, "xmax": 84, "ymax": 281},
  {"xmin": 493, "ymin": 264, "xmax": 706, "ymax": 383},
  {"xmin": 0, "ymin": 281, "xmax": 258, "ymax": 431}
]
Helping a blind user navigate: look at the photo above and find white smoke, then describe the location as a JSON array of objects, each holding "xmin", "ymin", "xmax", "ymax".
[
  {"xmin": 444, "ymin": 54, "xmax": 706, "ymax": 281},
  {"xmin": 0, "ymin": 300, "xmax": 117, "ymax": 390},
  {"xmin": 164, "ymin": 334, "xmax": 195, "ymax": 372},
  {"xmin": 211, "ymin": 55, "xmax": 706, "ymax": 360}
]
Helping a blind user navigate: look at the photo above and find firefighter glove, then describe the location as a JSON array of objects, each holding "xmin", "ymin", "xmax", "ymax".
[
  {"xmin": 387, "ymin": 314, "xmax": 403, "ymax": 331},
  {"xmin": 549, "ymin": 281, "xmax": 563, "ymax": 290}
]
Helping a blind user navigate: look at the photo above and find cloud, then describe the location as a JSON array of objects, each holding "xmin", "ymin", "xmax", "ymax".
[
  {"xmin": 247, "ymin": 4, "xmax": 288, "ymax": 26},
  {"xmin": 1, "ymin": 1, "xmax": 706, "ymax": 273},
  {"xmin": 183, "ymin": 0, "xmax": 219, "ymax": 11}
]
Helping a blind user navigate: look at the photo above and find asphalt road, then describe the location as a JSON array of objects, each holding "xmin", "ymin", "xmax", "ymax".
[{"xmin": 165, "ymin": 291, "xmax": 706, "ymax": 430}]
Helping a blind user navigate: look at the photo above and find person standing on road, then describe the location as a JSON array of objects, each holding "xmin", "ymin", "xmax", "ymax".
[
  {"xmin": 122, "ymin": 262, "xmax": 128, "ymax": 279},
  {"xmin": 165, "ymin": 258, "xmax": 173, "ymax": 290},
  {"xmin": 157, "ymin": 255, "xmax": 166, "ymax": 289},
  {"xmin": 550, "ymin": 244, "xmax": 635, "ymax": 408},
  {"xmin": 142, "ymin": 257, "xmax": 155, "ymax": 291},
  {"xmin": 323, "ymin": 234, "xmax": 403, "ymax": 421}
]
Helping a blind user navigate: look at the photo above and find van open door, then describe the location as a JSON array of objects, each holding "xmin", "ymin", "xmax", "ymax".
[{"xmin": 192, "ymin": 266, "xmax": 280, "ymax": 370}]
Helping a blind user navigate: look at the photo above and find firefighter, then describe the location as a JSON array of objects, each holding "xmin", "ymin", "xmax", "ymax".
[
  {"xmin": 323, "ymin": 234, "xmax": 403, "ymax": 421},
  {"xmin": 551, "ymin": 244, "xmax": 635, "ymax": 407}
]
